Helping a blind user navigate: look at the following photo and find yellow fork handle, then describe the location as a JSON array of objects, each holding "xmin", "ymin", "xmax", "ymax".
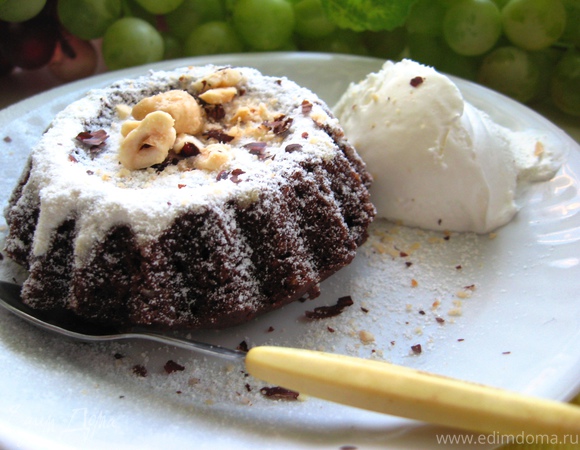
[{"xmin": 245, "ymin": 346, "xmax": 580, "ymax": 436}]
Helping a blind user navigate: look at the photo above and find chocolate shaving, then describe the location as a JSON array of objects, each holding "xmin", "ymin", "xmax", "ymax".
[
  {"xmin": 76, "ymin": 129, "xmax": 108, "ymax": 158},
  {"xmin": 76, "ymin": 129, "xmax": 108, "ymax": 146},
  {"xmin": 285, "ymin": 143, "xmax": 302, "ymax": 153},
  {"xmin": 301, "ymin": 100, "xmax": 313, "ymax": 114},
  {"xmin": 304, "ymin": 295, "xmax": 354, "ymax": 320},
  {"xmin": 3, "ymin": 136, "xmax": 12, "ymax": 143},
  {"xmin": 216, "ymin": 170, "xmax": 229, "ymax": 181},
  {"xmin": 410, "ymin": 76, "xmax": 424, "ymax": 87},
  {"xmin": 263, "ymin": 115, "xmax": 293, "ymax": 135},
  {"xmin": 68, "ymin": 154, "xmax": 78, "ymax": 163},
  {"xmin": 203, "ymin": 129, "xmax": 234, "ymax": 143},
  {"xmin": 181, "ymin": 142, "xmax": 201, "ymax": 157},
  {"xmin": 230, "ymin": 168, "xmax": 245, "ymax": 183},
  {"xmin": 164, "ymin": 360, "xmax": 185, "ymax": 374},
  {"xmin": 260, "ymin": 386, "xmax": 299, "ymax": 400},
  {"xmin": 204, "ymin": 103, "xmax": 226, "ymax": 121},
  {"xmin": 244, "ymin": 142, "xmax": 269, "ymax": 159}
]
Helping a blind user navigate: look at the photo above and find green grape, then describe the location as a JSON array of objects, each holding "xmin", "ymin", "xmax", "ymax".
[
  {"xmin": 133, "ymin": 0, "xmax": 184, "ymax": 15},
  {"xmin": 406, "ymin": 0, "xmax": 446, "ymax": 36},
  {"xmin": 362, "ymin": 27, "xmax": 407, "ymax": 60},
  {"xmin": 477, "ymin": 46, "xmax": 540, "ymax": 103},
  {"xmin": 561, "ymin": 0, "xmax": 580, "ymax": 47},
  {"xmin": 297, "ymin": 29, "xmax": 368, "ymax": 55},
  {"xmin": 165, "ymin": 0, "xmax": 226, "ymax": 41},
  {"xmin": 443, "ymin": 0, "xmax": 502, "ymax": 56},
  {"xmin": 439, "ymin": 52, "xmax": 480, "ymax": 80},
  {"xmin": 183, "ymin": 21, "xmax": 243, "ymax": 56},
  {"xmin": 551, "ymin": 50, "xmax": 580, "ymax": 116},
  {"xmin": 407, "ymin": 33, "xmax": 448, "ymax": 67},
  {"xmin": 529, "ymin": 48, "xmax": 561, "ymax": 101},
  {"xmin": 292, "ymin": 0, "xmax": 335, "ymax": 39},
  {"xmin": 162, "ymin": 33, "xmax": 183, "ymax": 60},
  {"xmin": 102, "ymin": 17, "xmax": 164, "ymax": 70},
  {"xmin": 232, "ymin": 0, "xmax": 295, "ymax": 51},
  {"xmin": 0, "ymin": 0, "xmax": 46, "ymax": 22},
  {"xmin": 122, "ymin": 0, "xmax": 157, "ymax": 26},
  {"xmin": 501, "ymin": 0, "xmax": 567, "ymax": 51},
  {"xmin": 319, "ymin": 0, "xmax": 416, "ymax": 32},
  {"xmin": 58, "ymin": 0, "xmax": 122, "ymax": 40}
]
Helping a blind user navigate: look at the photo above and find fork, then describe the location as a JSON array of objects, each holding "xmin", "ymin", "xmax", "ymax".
[{"xmin": 0, "ymin": 280, "xmax": 578, "ymax": 436}]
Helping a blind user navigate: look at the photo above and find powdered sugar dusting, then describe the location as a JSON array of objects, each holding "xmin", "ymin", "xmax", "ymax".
[{"xmin": 19, "ymin": 65, "xmax": 341, "ymax": 264}]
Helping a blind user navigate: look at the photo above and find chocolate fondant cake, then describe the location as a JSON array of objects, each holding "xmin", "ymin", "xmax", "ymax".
[{"xmin": 4, "ymin": 65, "xmax": 375, "ymax": 329}]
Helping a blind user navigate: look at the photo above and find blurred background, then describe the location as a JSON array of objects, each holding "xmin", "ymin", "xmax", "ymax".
[{"xmin": 0, "ymin": 0, "xmax": 579, "ymax": 118}]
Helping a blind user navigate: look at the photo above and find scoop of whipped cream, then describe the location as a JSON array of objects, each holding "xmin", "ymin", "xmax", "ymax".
[{"xmin": 334, "ymin": 59, "xmax": 566, "ymax": 234}]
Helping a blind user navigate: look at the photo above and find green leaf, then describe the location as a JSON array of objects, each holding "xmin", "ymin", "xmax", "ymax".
[{"xmin": 320, "ymin": 0, "xmax": 418, "ymax": 31}]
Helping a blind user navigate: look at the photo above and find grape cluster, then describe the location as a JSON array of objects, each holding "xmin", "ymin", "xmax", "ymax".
[{"xmin": 0, "ymin": 0, "xmax": 578, "ymax": 116}]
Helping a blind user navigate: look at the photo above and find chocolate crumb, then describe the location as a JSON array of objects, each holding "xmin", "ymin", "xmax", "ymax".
[
  {"xmin": 301, "ymin": 99, "xmax": 313, "ymax": 114},
  {"xmin": 178, "ymin": 184, "xmax": 186, "ymax": 189},
  {"xmin": 457, "ymin": 338, "xmax": 465, "ymax": 342},
  {"xmin": 410, "ymin": 76, "xmax": 425, "ymax": 87},
  {"xmin": 3, "ymin": 136, "xmax": 11, "ymax": 143},
  {"xmin": 304, "ymin": 295, "xmax": 354, "ymax": 320},
  {"xmin": 260, "ymin": 386, "xmax": 299, "ymax": 400},
  {"xmin": 411, "ymin": 344, "xmax": 422, "ymax": 354},
  {"xmin": 301, "ymin": 132, "xmax": 309, "ymax": 139},
  {"xmin": 327, "ymin": 326, "xmax": 335, "ymax": 332},
  {"xmin": 502, "ymin": 351, "xmax": 511, "ymax": 355},
  {"xmin": 237, "ymin": 340, "xmax": 249, "ymax": 352},
  {"xmin": 113, "ymin": 352, "xmax": 124, "ymax": 359},
  {"xmin": 0, "ymin": 253, "xmax": 3, "ymax": 261},
  {"xmin": 68, "ymin": 154, "xmax": 78, "ymax": 163},
  {"xmin": 245, "ymin": 383, "xmax": 252, "ymax": 392},
  {"xmin": 164, "ymin": 360, "xmax": 185, "ymax": 374},
  {"xmin": 86, "ymin": 170, "xmax": 94, "ymax": 175},
  {"xmin": 405, "ymin": 261, "xmax": 413, "ymax": 268},
  {"xmin": 340, "ymin": 446, "xmax": 358, "ymax": 450},
  {"xmin": 456, "ymin": 265, "xmax": 462, "ymax": 270},
  {"xmin": 132, "ymin": 364, "xmax": 147, "ymax": 377},
  {"xmin": 266, "ymin": 326, "xmax": 274, "ymax": 332},
  {"xmin": 361, "ymin": 307, "xmax": 369, "ymax": 313},
  {"xmin": 436, "ymin": 317, "xmax": 445, "ymax": 324},
  {"xmin": 418, "ymin": 310, "xmax": 425, "ymax": 315}
]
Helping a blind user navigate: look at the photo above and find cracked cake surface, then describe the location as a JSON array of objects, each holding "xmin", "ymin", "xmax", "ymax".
[{"xmin": 4, "ymin": 64, "xmax": 375, "ymax": 329}]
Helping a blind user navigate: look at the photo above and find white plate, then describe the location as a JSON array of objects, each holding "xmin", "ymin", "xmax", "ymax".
[{"xmin": 0, "ymin": 53, "xmax": 579, "ymax": 450}]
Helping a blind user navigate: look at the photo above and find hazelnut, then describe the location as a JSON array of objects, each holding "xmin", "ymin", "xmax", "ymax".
[
  {"xmin": 132, "ymin": 90, "xmax": 203, "ymax": 135},
  {"xmin": 119, "ymin": 111, "xmax": 176, "ymax": 170}
]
